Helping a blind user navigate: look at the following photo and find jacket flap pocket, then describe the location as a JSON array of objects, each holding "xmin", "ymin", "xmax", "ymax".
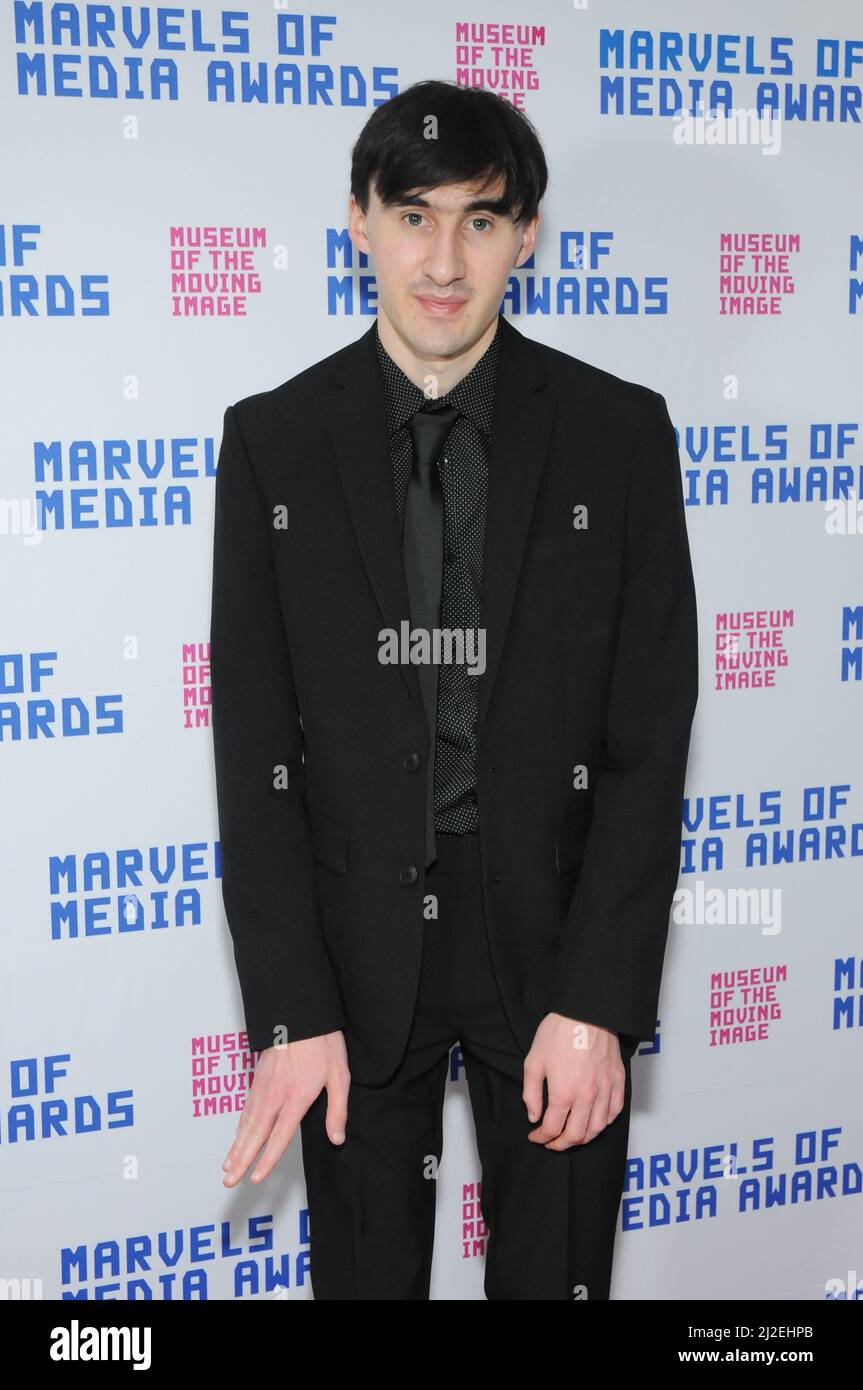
[
  {"xmin": 554, "ymin": 808, "xmax": 593, "ymax": 874},
  {"xmin": 308, "ymin": 810, "xmax": 349, "ymax": 874}
]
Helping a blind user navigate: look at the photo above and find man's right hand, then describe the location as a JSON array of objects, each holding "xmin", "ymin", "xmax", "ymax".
[{"xmin": 221, "ymin": 1031, "xmax": 350, "ymax": 1187}]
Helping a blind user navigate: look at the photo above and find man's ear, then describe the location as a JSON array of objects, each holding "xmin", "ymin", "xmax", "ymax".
[
  {"xmin": 348, "ymin": 193, "xmax": 370, "ymax": 255},
  {"xmin": 514, "ymin": 211, "xmax": 540, "ymax": 268}
]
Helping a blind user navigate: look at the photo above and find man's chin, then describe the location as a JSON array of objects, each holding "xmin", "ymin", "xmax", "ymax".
[{"xmin": 404, "ymin": 312, "xmax": 477, "ymax": 359}]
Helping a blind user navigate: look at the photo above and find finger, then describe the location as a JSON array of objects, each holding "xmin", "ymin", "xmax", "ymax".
[
  {"xmin": 546, "ymin": 1090, "xmax": 609, "ymax": 1150},
  {"xmin": 222, "ymin": 1105, "xmax": 271, "ymax": 1186},
  {"xmin": 537, "ymin": 1088, "xmax": 595, "ymax": 1147},
  {"xmin": 223, "ymin": 1104, "xmax": 264, "ymax": 1172},
  {"xmin": 223, "ymin": 1089, "xmax": 286, "ymax": 1183},
  {"xmin": 325, "ymin": 1073, "xmax": 350, "ymax": 1144},
  {"xmin": 247, "ymin": 1098, "xmax": 307, "ymax": 1184},
  {"xmin": 522, "ymin": 1060, "xmax": 544, "ymax": 1124},
  {"xmin": 527, "ymin": 1100, "xmax": 570, "ymax": 1143}
]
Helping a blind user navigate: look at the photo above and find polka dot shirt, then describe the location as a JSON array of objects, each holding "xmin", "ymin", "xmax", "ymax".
[{"xmin": 374, "ymin": 314, "xmax": 502, "ymax": 835}]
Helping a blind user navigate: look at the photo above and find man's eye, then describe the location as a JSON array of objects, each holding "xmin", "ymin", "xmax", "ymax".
[
  {"xmin": 470, "ymin": 218, "xmax": 492, "ymax": 231},
  {"xmin": 403, "ymin": 212, "xmax": 425, "ymax": 227}
]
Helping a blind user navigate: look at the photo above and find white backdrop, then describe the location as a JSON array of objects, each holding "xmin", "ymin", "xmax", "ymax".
[{"xmin": 2, "ymin": 0, "xmax": 862, "ymax": 1301}]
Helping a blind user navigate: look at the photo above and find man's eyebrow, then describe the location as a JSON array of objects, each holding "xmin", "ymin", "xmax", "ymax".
[{"xmin": 392, "ymin": 193, "xmax": 511, "ymax": 216}]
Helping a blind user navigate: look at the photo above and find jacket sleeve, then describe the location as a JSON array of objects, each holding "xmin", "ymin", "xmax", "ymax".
[
  {"xmin": 548, "ymin": 390, "xmax": 699, "ymax": 1044},
  {"xmin": 209, "ymin": 403, "xmax": 346, "ymax": 1052}
]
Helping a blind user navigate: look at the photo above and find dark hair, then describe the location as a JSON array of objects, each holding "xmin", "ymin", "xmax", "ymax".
[{"xmin": 351, "ymin": 80, "xmax": 548, "ymax": 226}]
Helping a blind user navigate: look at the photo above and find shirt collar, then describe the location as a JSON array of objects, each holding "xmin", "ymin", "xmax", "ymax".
[{"xmin": 374, "ymin": 314, "xmax": 502, "ymax": 440}]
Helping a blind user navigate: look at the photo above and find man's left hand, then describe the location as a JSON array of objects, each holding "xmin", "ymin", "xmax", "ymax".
[{"xmin": 523, "ymin": 1013, "xmax": 626, "ymax": 1151}]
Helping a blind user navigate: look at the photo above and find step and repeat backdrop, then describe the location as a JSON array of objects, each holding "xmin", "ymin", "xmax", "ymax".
[{"xmin": 2, "ymin": 0, "xmax": 861, "ymax": 1301}]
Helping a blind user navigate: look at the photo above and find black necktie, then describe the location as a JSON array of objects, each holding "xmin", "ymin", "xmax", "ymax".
[{"xmin": 404, "ymin": 405, "xmax": 461, "ymax": 868}]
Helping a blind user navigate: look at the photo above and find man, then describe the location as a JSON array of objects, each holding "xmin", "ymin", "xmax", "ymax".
[{"xmin": 210, "ymin": 80, "xmax": 698, "ymax": 1300}]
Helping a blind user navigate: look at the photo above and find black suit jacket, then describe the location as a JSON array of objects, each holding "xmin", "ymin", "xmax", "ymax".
[{"xmin": 209, "ymin": 313, "xmax": 699, "ymax": 1085}]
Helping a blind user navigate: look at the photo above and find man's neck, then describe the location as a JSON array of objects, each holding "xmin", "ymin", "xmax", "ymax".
[{"xmin": 376, "ymin": 311, "xmax": 498, "ymax": 396}]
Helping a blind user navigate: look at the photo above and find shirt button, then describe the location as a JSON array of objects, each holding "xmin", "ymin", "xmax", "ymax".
[
  {"xmin": 399, "ymin": 865, "xmax": 419, "ymax": 885},
  {"xmin": 403, "ymin": 752, "xmax": 420, "ymax": 772}
]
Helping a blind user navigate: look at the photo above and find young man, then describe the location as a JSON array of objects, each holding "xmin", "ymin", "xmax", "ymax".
[{"xmin": 210, "ymin": 80, "xmax": 698, "ymax": 1300}]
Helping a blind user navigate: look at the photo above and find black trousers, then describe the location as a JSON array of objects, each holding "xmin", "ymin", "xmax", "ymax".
[{"xmin": 299, "ymin": 831, "xmax": 634, "ymax": 1300}]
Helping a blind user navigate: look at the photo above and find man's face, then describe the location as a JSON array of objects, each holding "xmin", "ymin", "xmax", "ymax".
[{"xmin": 348, "ymin": 174, "xmax": 539, "ymax": 362}]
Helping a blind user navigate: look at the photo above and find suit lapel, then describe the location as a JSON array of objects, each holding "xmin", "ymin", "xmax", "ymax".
[
  {"xmin": 475, "ymin": 315, "xmax": 556, "ymax": 743},
  {"xmin": 325, "ymin": 322, "xmax": 425, "ymax": 719},
  {"xmin": 324, "ymin": 313, "xmax": 557, "ymax": 741}
]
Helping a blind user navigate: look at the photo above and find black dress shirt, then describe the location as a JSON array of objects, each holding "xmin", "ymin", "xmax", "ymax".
[{"xmin": 374, "ymin": 315, "xmax": 502, "ymax": 834}]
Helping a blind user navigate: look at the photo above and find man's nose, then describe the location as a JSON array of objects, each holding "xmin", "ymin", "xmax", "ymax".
[{"xmin": 422, "ymin": 224, "xmax": 467, "ymax": 284}]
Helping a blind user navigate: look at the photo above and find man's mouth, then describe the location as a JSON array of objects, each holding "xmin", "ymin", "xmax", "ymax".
[{"xmin": 416, "ymin": 295, "xmax": 468, "ymax": 317}]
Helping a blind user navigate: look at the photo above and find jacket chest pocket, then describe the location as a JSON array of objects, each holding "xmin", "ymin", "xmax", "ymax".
[{"xmin": 533, "ymin": 524, "xmax": 615, "ymax": 562}]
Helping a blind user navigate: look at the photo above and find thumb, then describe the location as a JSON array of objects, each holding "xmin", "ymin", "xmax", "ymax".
[
  {"xmin": 523, "ymin": 1063, "xmax": 544, "ymax": 1125},
  {"xmin": 325, "ymin": 1075, "xmax": 349, "ymax": 1145}
]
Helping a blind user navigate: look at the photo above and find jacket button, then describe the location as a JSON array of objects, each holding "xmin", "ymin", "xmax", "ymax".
[
  {"xmin": 403, "ymin": 752, "xmax": 420, "ymax": 772},
  {"xmin": 399, "ymin": 865, "xmax": 419, "ymax": 885}
]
